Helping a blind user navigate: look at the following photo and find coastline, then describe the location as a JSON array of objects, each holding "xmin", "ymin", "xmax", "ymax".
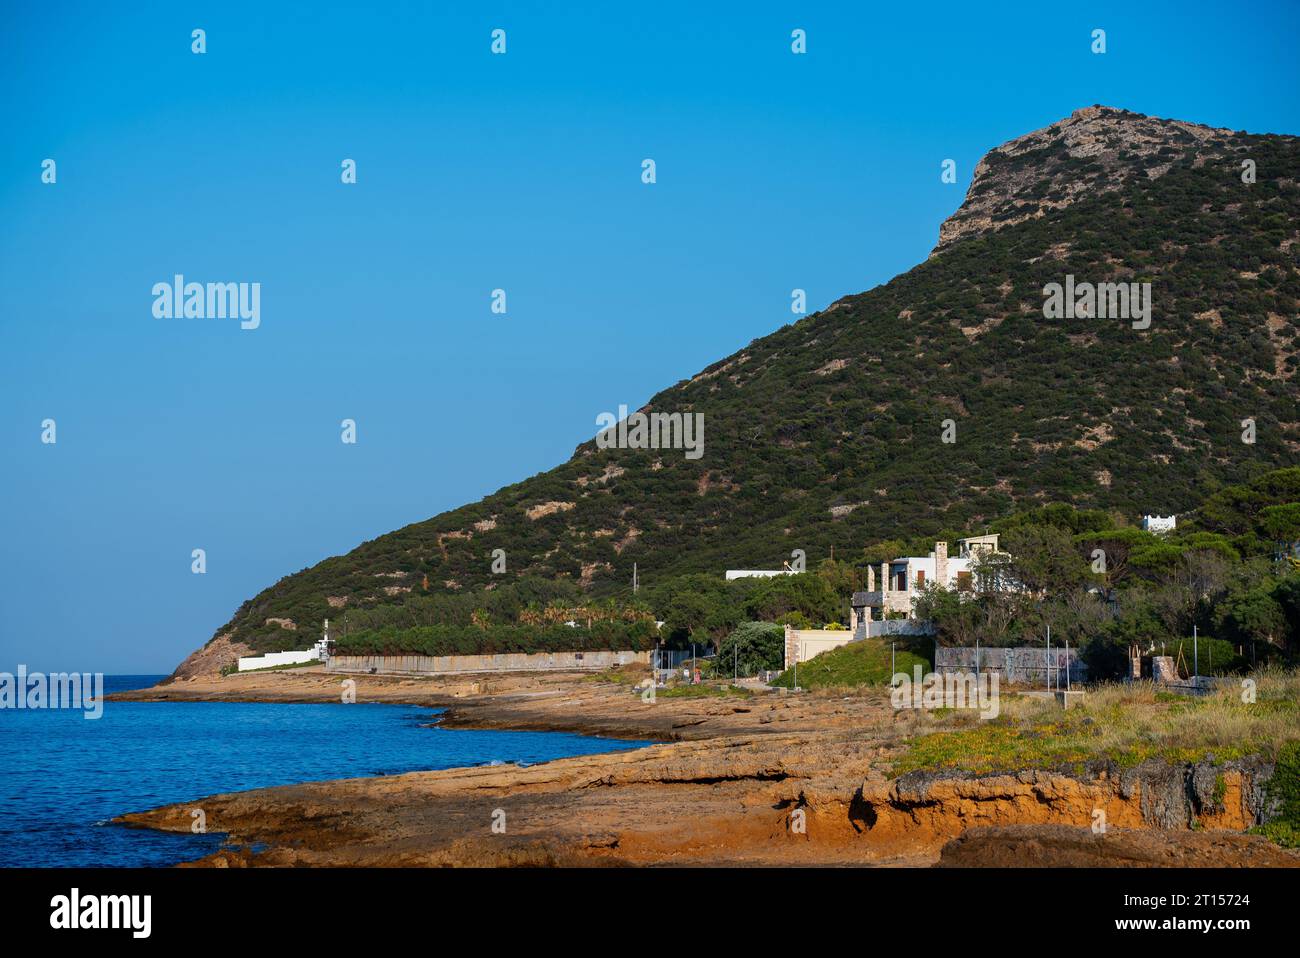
[
  {"xmin": 108, "ymin": 666, "xmax": 764, "ymax": 742},
  {"xmin": 110, "ymin": 668, "xmax": 1300, "ymax": 868}
]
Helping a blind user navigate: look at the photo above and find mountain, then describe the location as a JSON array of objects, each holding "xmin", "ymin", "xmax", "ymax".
[{"xmin": 179, "ymin": 106, "xmax": 1300, "ymax": 668}]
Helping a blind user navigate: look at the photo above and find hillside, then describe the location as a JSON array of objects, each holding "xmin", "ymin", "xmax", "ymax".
[{"xmin": 185, "ymin": 106, "xmax": 1300, "ymax": 664}]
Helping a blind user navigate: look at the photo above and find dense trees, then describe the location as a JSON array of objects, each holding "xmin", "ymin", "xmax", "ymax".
[
  {"xmin": 713, "ymin": 622, "xmax": 785, "ymax": 676},
  {"xmin": 912, "ymin": 469, "xmax": 1300, "ymax": 679}
]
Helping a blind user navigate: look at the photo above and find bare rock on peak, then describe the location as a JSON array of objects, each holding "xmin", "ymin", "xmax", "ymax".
[{"xmin": 933, "ymin": 106, "xmax": 1236, "ymax": 255}]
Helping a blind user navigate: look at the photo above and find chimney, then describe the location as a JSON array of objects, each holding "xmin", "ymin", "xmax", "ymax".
[
  {"xmin": 867, "ymin": 565, "xmax": 875, "ymax": 592},
  {"xmin": 880, "ymin": 561, "xmax": 889, "ymax": 593},
  {"xmin": 935, "ymin": 541, "xmax": 949, "ymax": 588}
]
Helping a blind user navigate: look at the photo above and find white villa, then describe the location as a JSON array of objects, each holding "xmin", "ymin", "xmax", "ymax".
[
  {"xmin": 849, "ymin": 534, "xmax": 1005, "ymax": 633},
  {"xmin": 784, "ymin": 535, "xmax": 1009, "ymax": 668},
  {"xmin": 1140, "ymin": 514, "xmax": 1177, "ymax": 534}
]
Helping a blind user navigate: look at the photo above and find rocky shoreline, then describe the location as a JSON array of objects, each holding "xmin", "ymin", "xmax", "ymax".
[{"xmin": 110, "ymin": 668, "xmax": 1300, "ymax": 867}]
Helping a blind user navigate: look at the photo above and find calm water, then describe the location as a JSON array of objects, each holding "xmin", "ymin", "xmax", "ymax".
[{"xmin": 0, "ymin": 675, "xmax": 647, "ymax": 867}]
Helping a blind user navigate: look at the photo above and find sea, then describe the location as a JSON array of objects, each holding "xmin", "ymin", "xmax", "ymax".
[{"xmin": 0, "ymin": 675, "xmax": 647, "ymax": 867}]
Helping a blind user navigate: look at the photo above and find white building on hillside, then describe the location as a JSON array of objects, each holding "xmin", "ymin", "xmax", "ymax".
[
  {"xmin": 849, "ymin": 535, "xmax": 1008, "ymax": 634},
  {"xmin": 1141, "ymin": 514, "xmax": 1176, "ymax": 534}
]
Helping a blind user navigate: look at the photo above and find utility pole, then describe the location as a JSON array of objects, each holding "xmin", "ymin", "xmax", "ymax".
[
  {"xmin": 1193, "ymin": 624, "xmax": 1198, "ymax": 680},
  {"xmin": 1046, "ymin": 625, "xmax": 1051, "ymax": 691},
  {"xmin": 633, "ymin": 562, "xmax": 638, "ymax": 594}
]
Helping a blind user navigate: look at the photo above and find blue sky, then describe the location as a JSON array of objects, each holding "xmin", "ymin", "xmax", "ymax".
[{"xmin": 2, "ymin": 1, "xmax": 1297, "ymax": 672}]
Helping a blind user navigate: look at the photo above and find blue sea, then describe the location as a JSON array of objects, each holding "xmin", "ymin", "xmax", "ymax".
[{"xmin": 0, "ymin": 675, "xmax": 647, "ymax": 867}]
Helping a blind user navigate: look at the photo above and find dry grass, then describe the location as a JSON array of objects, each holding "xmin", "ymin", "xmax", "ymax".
[{"xmin": 892, "ymin": 668, "xmax": 1300, "ymax": 775}]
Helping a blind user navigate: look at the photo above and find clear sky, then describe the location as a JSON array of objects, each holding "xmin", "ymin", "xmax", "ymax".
[{"xmin": 2, "ymin": 1, "xmax": 1297, "ymax": 672}]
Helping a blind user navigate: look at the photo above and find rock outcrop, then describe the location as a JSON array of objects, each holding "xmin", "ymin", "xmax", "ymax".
[
  {"xmin": 934, "ymin": 105, "xmax": 1234, "ymax": 254},
  {"xmin": 166, "ymin": 632, "xmax": 254, "ymax": 681}
]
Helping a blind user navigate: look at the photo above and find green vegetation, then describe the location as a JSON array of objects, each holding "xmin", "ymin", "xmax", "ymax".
[
  {"xmin": 711, "ymin": 621, "xmax": 784, "ymax": 677},
  {"xmin": 909, "ymin": 469, "xmax": 1300, "ymax": 679},
  {"xmin": 769, "ymin": 638, "xmax": 931, "ymax": 689},
  {"xmin": 1252, "ymin": 740, "xmax": 1300, "ymax": 848}
]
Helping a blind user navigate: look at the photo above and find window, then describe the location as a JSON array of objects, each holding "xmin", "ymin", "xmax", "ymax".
[
  {"xmin": 957, "ymin": 571, "xmax": 973, "ymax": 592},
  {"xmin": 915, "ymin": 570, "xmax": 926, "ymax": 588}
]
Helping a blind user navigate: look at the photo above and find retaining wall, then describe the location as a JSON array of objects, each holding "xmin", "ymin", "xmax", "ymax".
[
  {"xmin": 934, "ymin": 646, "xmax": 1088, "ymax": 685},
  {"xmin": 325, "ymin": 649, "xmax": 649, "ymax": 676}
]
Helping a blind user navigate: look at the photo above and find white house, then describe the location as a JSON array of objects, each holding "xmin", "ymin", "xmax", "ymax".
[
  {"xmin": 1141, "ymin": 514, "xmax": 1176, "ymax": 534},
  {"xmin": 849, "ymin": 535, "xmax": 1007, "ymax": 634},
  {"xmin": 725, "ymin": 569, "xmax": 796, "ymax": 581}
]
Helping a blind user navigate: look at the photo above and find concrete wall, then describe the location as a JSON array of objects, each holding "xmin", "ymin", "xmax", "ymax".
[
  {"xmin": 935, "ymin": 646, "xmax": 1088, "ymax": 685},
  {"xmin": 238, "ymin": 649, "xmax": 320, "ymax": 672},
  {"xmin": 783, "ymin": 625, "xmax": 855, "ymax": 669},
  {"xmin": 867, "ymin": 619, "xmax": 935, "ymax": 638},
  {"xmin": 325, "ymin": 649, "xmax": 650, "ymax": 676},
  {"xmin": 851, "ymin": 618, "xmax": 937, "ymax": 641}
]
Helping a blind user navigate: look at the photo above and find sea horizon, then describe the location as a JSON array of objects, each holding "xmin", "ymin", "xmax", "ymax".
[{"xmin": 0, "ymin": 674, "xmax": 647, "ymax": 867}]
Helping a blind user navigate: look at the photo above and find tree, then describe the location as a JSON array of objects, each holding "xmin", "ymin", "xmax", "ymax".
[
  {"xmin": 1258, "ymin": 503, "xmax": 1300, "ymax": 549},
  {"xmin": 1075, "ymin": 526, "xmax": 1156, "ymax": 586},
  {"xmin": 914, "ymin": 584, "xmax": 980, "ymax": 647},
  {"xmin": 1270, "ymin": 574, "xmax": 1300, "ymax": 653},
  {"xmin": 1216, "ymin": 586, "xmax": 1286, "ymax": 651},
  {"xmin": 744, "ymin": 574, "xmax": 842, "ymax": 627},
  {"xmin": 1002, "ymin": 525, "xmax": 1094, "ymax": 596},
  {"xmin": 714, "ymin": 622, "xmax": 784, "ymax": 676}
]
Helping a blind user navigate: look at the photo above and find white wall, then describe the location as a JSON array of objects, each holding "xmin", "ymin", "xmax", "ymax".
[
  {"xmin": 237, "ymin": 649, "xmax": 320, "ymax": 672},
  {"xmin": 783, "ymin": 625, "xmax": 855, "ymax": 669}
]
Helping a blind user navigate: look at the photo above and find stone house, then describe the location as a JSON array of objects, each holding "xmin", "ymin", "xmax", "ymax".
[{"xmin": 849, "ymin": 534, "xmax": 1005, "ymax": 634}]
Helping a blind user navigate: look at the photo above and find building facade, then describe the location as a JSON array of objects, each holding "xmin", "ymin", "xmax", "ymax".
[
  {"xmin": 849, "ymin": 534, "xmax": 1005, "ymax": 634},
  {"xmin": 1140, "ymin": 514, "xmax": 1177, "ymax": 534}
]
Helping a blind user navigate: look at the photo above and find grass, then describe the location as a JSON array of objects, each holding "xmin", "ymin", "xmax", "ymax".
[
  {"xmin": 892, "ymin": 668, "xmax": 1300, "ymax": 776},
  {"xmin": 769, "ymin": 638, "xmax": 931, "ymax": 690},
  {"xmin": 1251, "ymin": 740, "xmax": 1300, "ymax": 847},
  {"xmin": 220, "ymin": 659, "xmax": 322, "ymax": 676},
  {"xmin": 234, "ymin": 659, "xmax": 323, "ymax": 674},
  {"xmin": 583, "ymin": 663, "xmax": 651, "ymax": 685}
]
